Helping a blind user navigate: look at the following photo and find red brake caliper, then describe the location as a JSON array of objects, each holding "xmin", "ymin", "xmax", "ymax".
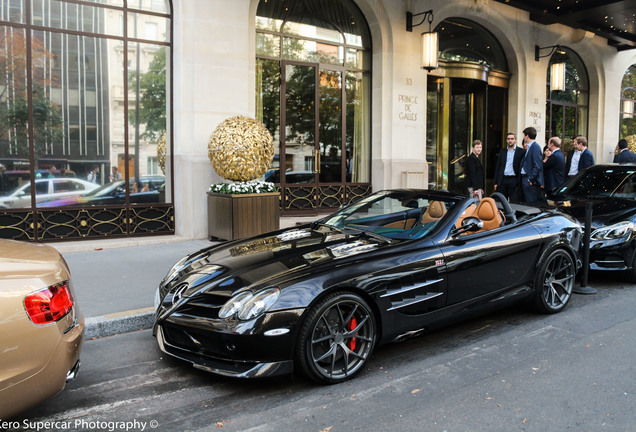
[{"xmin": 347, "ymin": 317, "xmax": 357, "ymax": 350}]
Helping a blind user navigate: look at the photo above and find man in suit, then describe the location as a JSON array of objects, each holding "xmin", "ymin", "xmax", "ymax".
[
  {"xmin": 465, "ymin": 139, "xmax": 485, "ymax": 199},
  {"xmin": 566, "ymin": 135, "xmax": 595, "ymax": 178},
  {"xmin": 613, "ymin": 139, "xmax": 636, "ymax": 163},
  {"xmin": 494, "ymin": 132, "xmax": 525, "ymax": 202},
  {"xmin": 520, "ymin": 126, "xmax": 544, "ymax": 205},
  {"xmin": 542, "ymin": 136, "xmax": 566, "ymax": 193}
]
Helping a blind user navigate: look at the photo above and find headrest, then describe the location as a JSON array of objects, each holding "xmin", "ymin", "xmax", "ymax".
[
  {"xmin": 428, "ymin": 201, "xmax": 446, "ymax": 218},
  {"xmin": 476, "ymin": 198, "xmax": 497, "ymax": 220}
]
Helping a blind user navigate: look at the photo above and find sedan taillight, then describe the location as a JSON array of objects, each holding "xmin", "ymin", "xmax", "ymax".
[{"xmin": 24, "ymin": 282, "xmax": 74, "ymax": 325}]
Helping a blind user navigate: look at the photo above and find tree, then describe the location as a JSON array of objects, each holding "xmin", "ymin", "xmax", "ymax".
[
  {"xmin": 0, "ymin": 29, "xmax": 63, "ymax": 159},
  {"xmin": 129, "ymin": 46, "xmax": 167, "ymax": 141}
]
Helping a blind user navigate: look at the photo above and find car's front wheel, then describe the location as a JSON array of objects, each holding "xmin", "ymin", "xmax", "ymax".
[
  {"xmin": 533, "ymin": 248, "xmax": 575, "ymax": 313},
  {"xmin": 296, "ymin": 292, "xmax": 376, "ymax": 384}
]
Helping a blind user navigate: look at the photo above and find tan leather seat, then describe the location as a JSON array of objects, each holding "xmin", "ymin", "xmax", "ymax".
[
  {"xmin": 474, "ymin": 197, "xmax": 504, "ymax": 232},
  {"xmin": 421, "ymin": 200, "xmax": 447, "ymax": 224},
  {"xmin": 455, "ymin": 203, "xmax": 477, "ymax": 229}
]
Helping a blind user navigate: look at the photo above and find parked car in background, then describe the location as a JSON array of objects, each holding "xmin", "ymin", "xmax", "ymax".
[
  {"xmin": 0, "ymin": 239, "xmax": 84, "ymax": 419},
  {"xmin": 0, "ymin": 177, "xmax": 99, "ymax": 209},
  {"xmin": 39, "ymin": 175, "xmax": 165, "ymax": 207},
  {"xmin": 264, "ymin": 169, "xmax": 314, "ymax": 184},
  {"xmin": 155, "ymin": 190, "xmax": 581, "ymax": 384},
  {"xmin": 547, "ymin": 163, "xmax": 636, "ymax": 281}
]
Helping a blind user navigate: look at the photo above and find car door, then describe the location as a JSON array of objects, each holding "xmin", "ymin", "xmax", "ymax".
[
  {"xmin": 12, "ymin": 181, "xmax": 49, "ymax": 208},
  {"xmin": 438, "ymin": 222, "xmax": 543, "ymax": 305}
]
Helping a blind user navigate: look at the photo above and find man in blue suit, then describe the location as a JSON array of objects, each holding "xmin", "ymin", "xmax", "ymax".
[
  {"xmin": 543, "ymin": 136, "xmax": 566, "ymax": 193},
  {"xmin": 613, "ymin": 139, "xmax": 636, "ymax": 163},
  {"xmin": 520, "ymin": 126, "xmax": 544, "ymax": 205},
  {"xmin": 566, "ymin": 136, "xmax": 594, "ymax": 178}
]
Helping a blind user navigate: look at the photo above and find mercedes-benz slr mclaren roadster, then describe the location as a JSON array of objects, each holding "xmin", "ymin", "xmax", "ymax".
[{"xmin": 154, "ymin": 190, "xmax": 582, "ymax": 384}]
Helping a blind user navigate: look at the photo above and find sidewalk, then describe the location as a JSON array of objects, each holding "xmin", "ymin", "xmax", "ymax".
[{"xmin": 51, "ymin": 215, "xmax": 317, "ymax": 339}]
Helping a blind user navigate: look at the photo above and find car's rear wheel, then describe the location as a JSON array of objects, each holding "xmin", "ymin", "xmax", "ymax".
[
  {"xmin": 534, "ymin": 248, "xmax": 575, "ymax": 313},
  {"xmin": 296, "ymin": 292, "xmax": 376, "ymax": 384}
]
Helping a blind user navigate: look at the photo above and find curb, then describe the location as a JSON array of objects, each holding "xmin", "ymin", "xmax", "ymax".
[{"xmin": 84, "ymin": 307, "xmax": 154, "ymax": 339}]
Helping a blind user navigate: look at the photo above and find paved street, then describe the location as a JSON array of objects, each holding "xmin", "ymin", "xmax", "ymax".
[{"xmin": 10, "ymin": 272, "xmax": 636, "ymax": 432}]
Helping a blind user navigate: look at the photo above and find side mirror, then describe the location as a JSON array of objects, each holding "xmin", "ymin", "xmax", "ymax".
[
  {"xmin": 462, "ymin": 216, "xmax": 484, "ymax": 232},
  {"xmin": 451, "ymin": 216, "xmax": 484, "ymax": 237}
]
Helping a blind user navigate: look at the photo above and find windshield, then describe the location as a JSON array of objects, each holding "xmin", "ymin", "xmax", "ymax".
[
  {"xmin": 557, "ymin": 168, "xmax": 636, "ymax": 200},
  {"xmin": 321, "ymin": 191, "xmax": 460, "ymax": 240}
]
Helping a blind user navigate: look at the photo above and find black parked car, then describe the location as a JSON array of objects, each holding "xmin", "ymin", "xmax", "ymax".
[
  {"xmin": 154, "ymin": 190, "xmax": 582, "ymax": 384},
  {"xmin": 547, "ymin": 163, "xmax": 636, "ymax": 281}
]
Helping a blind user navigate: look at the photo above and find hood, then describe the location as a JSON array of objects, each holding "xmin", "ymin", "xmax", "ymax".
[
  {"xmin": 161, "ymin": 225, "xmax": 389, "ymax": 299},
  {"xmin": 551, "ymin": 196, "xmax": 636, "ymax": 228}
]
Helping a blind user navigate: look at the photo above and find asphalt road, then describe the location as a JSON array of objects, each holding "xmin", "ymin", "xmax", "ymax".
[{"xmin": 12, "ymin": 272, "xmax": 636, "ymax": 432}]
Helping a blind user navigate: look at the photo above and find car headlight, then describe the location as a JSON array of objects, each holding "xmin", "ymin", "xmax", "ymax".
[
  {"xmin": 591, "ymin": 221, "xmax": 635, "ymax": 240},
  {"xmin": 218, "ymin": 288, "xmax": 280, "ymax": 321}
]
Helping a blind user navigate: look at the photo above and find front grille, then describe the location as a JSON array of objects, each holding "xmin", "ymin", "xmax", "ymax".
[{"xmin": 177, "ymin": 292, "xmax": 229, "ymax": 320}]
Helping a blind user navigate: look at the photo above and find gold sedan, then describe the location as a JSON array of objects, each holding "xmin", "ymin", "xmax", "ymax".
[{"xmin": 0, "ymin": 239, "xmax": 84, "ymax": 419}]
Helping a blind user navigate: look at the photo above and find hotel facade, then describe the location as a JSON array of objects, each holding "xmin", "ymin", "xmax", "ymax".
[{"xmin": 0, "ymin": 0, "xmax": 634, "ymax": 241}]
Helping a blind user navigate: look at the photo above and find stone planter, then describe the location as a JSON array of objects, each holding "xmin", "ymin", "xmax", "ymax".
[{"xmin": 207, "ymin": 191, "xmax": 280, "ymax": 241}]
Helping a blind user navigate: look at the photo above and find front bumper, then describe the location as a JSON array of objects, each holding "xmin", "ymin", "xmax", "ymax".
[
  {"xmin": 154, "ymin": 308, "xmax": 304, "ymax": 379},
  {"xmin": 588, "ymin": 237, "xmax": 635, "ymax": 271},
  {"xmin": 156, "ymin": 326, "xmax": 293, "ymax": 378}
]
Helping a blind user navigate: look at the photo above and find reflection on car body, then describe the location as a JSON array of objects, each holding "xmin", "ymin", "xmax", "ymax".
[
  {"xmin": 0, "ymin": 178, "xmax": 99, "ymax": 209},
  {"xmin": 0, "ymin": 239, "xmax": 84, "ymax": 419},
  {"xmin": 154, "ymin": 190, "xmax": 582, "ymax": 384},
  {"xmin": 547, "ymin": 163, "xmax": 636, "ymax": 281},
  {"xmin": 38, "ymin": 175, "xmax": 165, "ymax": 207},
  {"xmin": 264, "ymin": 169, "xmax": 314, "ymax": 184}
]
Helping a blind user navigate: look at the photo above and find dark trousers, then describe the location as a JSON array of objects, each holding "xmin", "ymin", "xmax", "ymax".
[
  {"xmin": 498, "ymin": 176, "xmax": 520, "ymax": 202},
  {"xmin": 521, "ymin": 176, "xmax": 543, "ymax": 205}
]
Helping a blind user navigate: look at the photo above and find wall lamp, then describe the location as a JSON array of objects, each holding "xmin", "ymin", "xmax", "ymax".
[
  {"xmin": 535, "ymin": 44, "xmax": 566, "ymax": 91},
  {"xmin": 407, "ymin": 10, "xmax": 438, "ymax": 72}
]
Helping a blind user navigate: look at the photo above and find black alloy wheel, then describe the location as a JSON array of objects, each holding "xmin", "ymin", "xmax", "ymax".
[
  {"xmin": 296, "ymin": 292, "xmax": 376, "ymax": 384},
  {"xmin": 534, "ymin": 248, "xmax": 575, "ymax": 313}
]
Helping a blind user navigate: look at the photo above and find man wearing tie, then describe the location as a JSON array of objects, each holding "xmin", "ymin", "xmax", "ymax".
[{"xmin": 520, "ymin": 127, "xmax": 544, "ymax": 205}]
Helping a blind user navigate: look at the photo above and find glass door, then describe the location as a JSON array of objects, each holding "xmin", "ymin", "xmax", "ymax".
[
  {"xmin": 281, "ymin": 62, "xmax": 319, "ymax": 210},
  {"xmin": 448, "ymin": 78, "xmax": 487, "ymax": 195},
  {"xmin": 429, "ymin": 77, "xmax": 504, "ymax": 195}
]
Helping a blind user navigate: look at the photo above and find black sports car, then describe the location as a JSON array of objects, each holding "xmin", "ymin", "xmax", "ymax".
[
  {"xmin": 154, "ymin": 190, "xmax": 582, "ymax": 384},
  {"xmin": 547, "ymin": 163, "xmax": 636, "ymax": 281}
]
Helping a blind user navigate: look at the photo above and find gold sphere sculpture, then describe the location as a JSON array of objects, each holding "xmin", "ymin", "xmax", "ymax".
[
  {"xmin": 208, "ymin": 116, "xmax": 274, "ymax": 181},
  {"xmin": 627, "ymin": 135, "xmax": 636, "ymax": 154},
  {"xmin": 157, "ymin": 132, "xmax": 167, "ymax": 174}
]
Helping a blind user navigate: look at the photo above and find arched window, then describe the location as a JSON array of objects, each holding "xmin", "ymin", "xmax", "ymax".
[
  {"xmin": 255, "ymin": 0, "xmax": 371, "ymax": 212},
  {"xmin": 546, "ymin": 47, "xmax": 589, "ymax": 152},
  {"xmin": 0, "ymin": 0, "xmax": 173, "ymax": 240},
  {"xmin": 437, "ymin": 18, "xmax": 508, "ymax": 71},
  {"xmin": 620, "ymin": 65, "xmax": 636, "ymax": 146}
]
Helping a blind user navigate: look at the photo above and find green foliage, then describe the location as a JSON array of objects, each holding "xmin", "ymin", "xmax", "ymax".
[
  {"xmin": 129, "ymin": 47, "xmax": 167, "ymax": 141},
  {"xmin": 1, "ymin": 86, "xmax": 63, "ymax": 158}
]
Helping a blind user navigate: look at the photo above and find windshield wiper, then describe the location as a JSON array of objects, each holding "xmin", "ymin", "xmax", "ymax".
[{"xmin": 344, "ymin": 225, "xmax": 392, "ymax": 244}]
